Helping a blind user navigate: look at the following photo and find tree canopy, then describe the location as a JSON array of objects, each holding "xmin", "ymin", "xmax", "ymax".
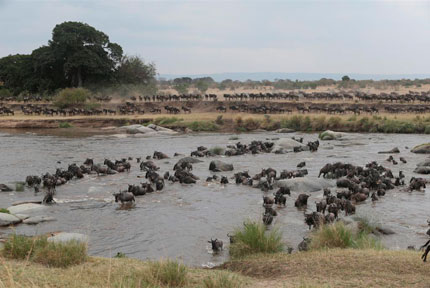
[{"xmin": 0, "ymin": 21, "xmax": 155, "ymax": 95}]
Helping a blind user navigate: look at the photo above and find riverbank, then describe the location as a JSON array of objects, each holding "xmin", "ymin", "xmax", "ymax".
[
  {"xmin": 1, "ymin": 249, "xmax": 429, "ymax": 287},
  {"xmin": 1, "ymin": 112, "xmax": 430, "ymax": 134}
]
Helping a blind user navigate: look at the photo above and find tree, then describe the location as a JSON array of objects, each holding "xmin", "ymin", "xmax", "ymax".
[
  {"xmin": 49, "ymin": 21, "xmax": 123, "ymax": 87},
  {"xmin": 342, "ymin": 75, "xmax": 350, "ymax": 81},
  {"xmin": 116, "ymin": 55, "xmax": 156, "ymax": 85},
  {"xmin": 0, "ymin": 54, "xmax": 34, "ymax": 94},
  {"xmin": 195, "ymin": 80, "xmax": 209, "ymax": 93}
]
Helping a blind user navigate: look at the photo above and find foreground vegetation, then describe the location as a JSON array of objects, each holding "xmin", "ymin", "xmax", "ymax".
[{"xmin": 1, "ymin": 249, "xmax": 429, "ymax": 287}]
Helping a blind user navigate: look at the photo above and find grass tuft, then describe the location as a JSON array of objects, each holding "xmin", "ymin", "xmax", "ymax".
[
  {"xmin": 14, "ymin": 183, "xmax": 24, "ymax": 192},
  {"xmin": 229, "ymin": 221, "xmax": 283, "ymax": 258},
  {"xmin": 148, "ymin": 259, "xmax": 188, "ymax": 287},
  {"xmin": 2, "ymin": 234, "xmax": 87, "ymax": 268},
  {"xmin": 309, "ymin": 222, "xmax": 383, "ymax": 250},
  {"xmin": 203, "ymin": 272, "xmax": 244, "ymax": 288},
  {"xmin": 59, "ymin": 122, "xmax": 73, "ymax": 128},
  {"xmin": 32, "ymin": 240, "xmax": 87, "ymax": 268},
  {"xmin": 0, "ymin": 208, "xmax": 10, "ymax": 214},
  {"xmin": 209, "ymin": 146, "xmax": 225, "ymax": 155}
]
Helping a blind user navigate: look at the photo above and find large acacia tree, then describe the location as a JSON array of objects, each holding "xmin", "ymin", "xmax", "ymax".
[
  {"xmin": 0, "ymin": 21, "xmax": 156, "ymax": 95},
  {"xmin": 49, "ymin": 21, "xmax": 123, "ymax": 87}
]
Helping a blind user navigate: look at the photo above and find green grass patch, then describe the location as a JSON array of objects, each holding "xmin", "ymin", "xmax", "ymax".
[
  {"xmin": 186, "ymin": 121, "xmax": 219, "ymax": 132},
  {"xmin": 155, "ymin": 117, "xmax": 183, "ymax": 125},
  {"xmin": 15, "ymin": 183, "xmax": 25, "ymax": 192},
  {"xmin": 309, "ymin": 222, "xmax": 383, "ymax": 250},
  {"xmin": 209, "ymin": 146, "xmax": 225, "ymax": 155},
  {"xmin": 229, "ymin": 221, "xmax": 284, "ymax": 258},
  {"xmin": 2, "ymin": 234, "xmax": 87, "ymax": 268},
  {"xmin": 149, "ymin": 259, "xmax": 188, "ymax": 287},
  {"xmin": 203, "ymin": 272, "xmax": 244, "ymax": 288},
  {"xmin": 32, "ymin": 240, "xmax": 87, "ymax": 268},
  {"xmin": 59, "ymin": 122, "xmax": 73, "ymax": 128},
  {"xmin": 0, "ymin": 208, "xmax": 10, "ymax": 214}
]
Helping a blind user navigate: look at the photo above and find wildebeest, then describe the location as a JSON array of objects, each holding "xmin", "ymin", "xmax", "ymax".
[
  {"xmin": 295, "ymin": 194, "xmax": 309, "ymax": 208},
  {"xmin": 208, "ymin": 238, "xmax": 223, "ymax": 252},
  {"xmin": 114, "ymin": 191, "xmax": 135, "ymax": 204}
]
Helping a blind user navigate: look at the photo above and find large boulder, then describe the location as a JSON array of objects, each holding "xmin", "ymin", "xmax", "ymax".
[
  {"xmin": 319, "ymin": 130, "xmax": 344, "ymax": 141},
  {"xmin": 147, "ymin": 124, "xmax": 178, "ymax": 135},
  {"xmin": 23, "ymin": 216, "xmax": 56, "ymax": 225},
  {"xmin": 414, "ymin": 166, "xmax": 430, "ymax": 175},
  {"xmin": 275, "ymin": 177, "xmax": 334, "ymax": 193},
  {"xmin": 276, "ymin": 128, "xmax": 295, "ymax": 133},
  {"xmin": 411, "ymin": 143, "xmax": 430, "ymax": 154},
  {"xmin": 274, "ymin": 138, "xmax": 308, "ymax": 151},
  {"xmin": 417, "ymin": 159, "xmax": 430, "ymax": 167},
  {"xmin": 7, "ymin": 203, "xmax": 47, "ymax": 215},
  {"xmin": 0, "ymin": 213, "xmax": 22, "ymax": 226},
  {"xmin": 48, "ymin": 232, "xmax": 89, "ymax": 244},
  {"xmin": 378, "ymin": 147, "xmax": 400, "ymax": 154},
  {"xmin": 209, "ymin": 160, "xmax": 234, "ymax": 172},
  {"xmin": 119, "ymin": 124, "xmax": 156, "ymax": 135}
]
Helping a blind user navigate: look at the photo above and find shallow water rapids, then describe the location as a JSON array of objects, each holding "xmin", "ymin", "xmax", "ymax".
[{"xmin": 0, "ymin": 130, "xmax": 429, "ymax": 266}]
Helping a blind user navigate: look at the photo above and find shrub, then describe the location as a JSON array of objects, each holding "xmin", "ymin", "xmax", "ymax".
[
  {"xmin": 2, "ymin": 234, "xmax": 87, "ymax": 268},
  {"xmin": 149, "ymin": 260, "xmax": 188, "ymax": 287},
  {"xmin": 54, "ymin": 88, "xmax": 91, "ymax": 109},
  {"xmin": 114, "ymin": 252, "xmax": 127, "ymax": 258},
  {"xmin": 59, "ymin": 122, "xmax": 73, "ymax": 128},
  {"xmin": 0, "ymin": 208, "xmax": 10, "ymax": 214},
  {"xmin": 243, "ymin": 118, "xmax": 261, "ymax": 131},
  {"xmin": 155, "ymin": 117, "xmax": 182, "ymax": 125},
  {"xmin": 2, "ymin": 235, "xmax": 47, "ymax": 260},
  {"xmin": 32, "ymin": 240, "xmax": 87, "ymax": 268},
  {"xmin": 229, "ymin": 221, "xmax": 283, "ymax": 258},
  {"xmin": 203, "ymin": 272, "xmax": 244, "ymax": 288},
  {"xmin": 15, "ymin": 183, "xmax": 24, "ymax": 192},
  {"xmin": 210, "ymin": 146, "xmax": 225, "ymax": 155},
  {"xmin": 186, "ymin": 121, "xmax": 218, "ymax": 132},
  {"xmin": 310, "ymin": 222, "xmax": 383, "ymax": 250}
]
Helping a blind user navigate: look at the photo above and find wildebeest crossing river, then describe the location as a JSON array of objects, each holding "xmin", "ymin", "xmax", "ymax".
[{"xmin": 0, "ymin": 130, "xmax": 429, "ymax": 266}]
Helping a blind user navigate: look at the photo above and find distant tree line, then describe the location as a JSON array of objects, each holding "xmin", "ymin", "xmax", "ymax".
[
  {"xmin": 0, "ymin": 21, "xmax": 156, "ymax": 96},
  {"xmin": 158, "ymin": 75, "xmax": 430, "ymax": 94}
]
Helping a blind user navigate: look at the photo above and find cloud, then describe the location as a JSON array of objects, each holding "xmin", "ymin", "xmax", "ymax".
[{"xmin": 0, "ymin": 0, "xmax": 429, "ymax": 74}]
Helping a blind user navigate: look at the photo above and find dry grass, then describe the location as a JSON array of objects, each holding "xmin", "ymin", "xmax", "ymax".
[
  {"xmin": 1, "ymin": 249, "xmax": 430, "ymax": 287},
  {"xmin": 222, "ymin": 249, "xmax": 430, "ymax": 287}
]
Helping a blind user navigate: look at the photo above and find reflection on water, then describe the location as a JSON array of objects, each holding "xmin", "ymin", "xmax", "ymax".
[{"xmin": 0, "ymin": 130, "xmax": 429, "ymax": 266}]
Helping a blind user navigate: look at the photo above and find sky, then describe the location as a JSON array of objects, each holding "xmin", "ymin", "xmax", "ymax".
[{"xmin": 0, "ymin": 0, "xmax": 429, "ymax": 76}]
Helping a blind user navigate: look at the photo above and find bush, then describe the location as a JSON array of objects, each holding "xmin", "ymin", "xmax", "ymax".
[
  {"xmin": 203, "ymin": 272, "xmax": 244, "ymax": 288},
  {"xmin": 2, "ymin": 234, "xmax": 88, "ymax": 268},
  {"xmin": 15, "ymin": 183, "xmax": 24, "ymax": 192},
  {"xmin": 186, "ymin": 121, "xmax": 218, "ymax": 132},
  {"xmin": 59, "ymin": 122, "xmax": 73, "ymax": 128},
  {"xmin": 3, "ymin": 235, "xmax": 47, "ymax": 260},
  {"xmin": 32, "ymin": 240, "xmax": 87, "ymax": 268},
  {"xmin": 149, "ymin": 260, "xmax": 188, "ymax": 287},
  {"xmin": 155, "ymin": 117, "xmax": 182, "ymax": 125},
  {"xmin": 310, "ymin": 222, "xmax": 383, "ymax": 250},
  {"xmin": 54, "ymin": 88, "xmax": 91, "ymax": 109},
  {"xmin": 243, "ymin": 118, "xmax": 261, "ymax": 131},
  {"xmin": 210, "ymin": 146, "xmax": 225, "ymax": 155},
  {"xmin": 0, "ymin": 208, "xmax": 10, "ymax": 214},
  {"xmin": 229, "ymin": 221, "xmax": 283, "ymax": 258}
]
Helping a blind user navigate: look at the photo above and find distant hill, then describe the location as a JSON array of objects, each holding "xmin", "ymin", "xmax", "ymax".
[{"xmin": 158, "ymin": 72, "xmax": 430, "ymax": 82}]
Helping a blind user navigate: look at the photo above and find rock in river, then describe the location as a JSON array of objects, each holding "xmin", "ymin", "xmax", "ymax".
[
  {"xmin": 275, "ymin": 177, "xmax": 334, "ymax": 193},
  {"xmin": 274, "ymin": 138, "xmax": 308, "ymax": 151},
  {"xmin": 7, "ymin": 203, "xmax": 47, "ymax": 215},
  {"xmin": 0, "ymin": 213, "xmax": 22, "ymax": 226},
  {"xmin": 23, "ymin": 216, "xmax": 56, "ymax": 225},
  {"xmin": 378, "ymin": 147, "xmax": 400, "ymax": 154},
  {"xmin": 411, "ymin": 143, "xmax": 430, "ymax": 154},
  {"xmin": 319, "ymin": 130, "xmax": 344, "ymax": 141},
  {"xmin": 209, "ymin": 160, "xmax": 234, "ymax": 172}
]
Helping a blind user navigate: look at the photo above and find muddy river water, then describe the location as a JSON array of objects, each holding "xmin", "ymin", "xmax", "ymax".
[{"xmin": 0, "ymin": 130, "xmax": 429, "ymax": 266}]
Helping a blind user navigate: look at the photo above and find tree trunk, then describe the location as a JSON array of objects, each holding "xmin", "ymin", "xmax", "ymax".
[{"xmin": 77, "ymin": 67, "xmax": 83, "ymax": 87}]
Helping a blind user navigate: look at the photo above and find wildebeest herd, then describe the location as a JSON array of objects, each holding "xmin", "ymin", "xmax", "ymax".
[
  {"xmin": 12, "ymin": 134, "xmax": 430, "ymax": 261},
  {"xmin": 1, "ymin": 90, "xmax": 430, "ymax": 117}
]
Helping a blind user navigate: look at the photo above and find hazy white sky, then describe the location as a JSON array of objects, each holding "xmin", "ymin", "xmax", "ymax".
[{"xmin": 0, "ymin": 0, "xmax": 429, "ymax": 75}]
